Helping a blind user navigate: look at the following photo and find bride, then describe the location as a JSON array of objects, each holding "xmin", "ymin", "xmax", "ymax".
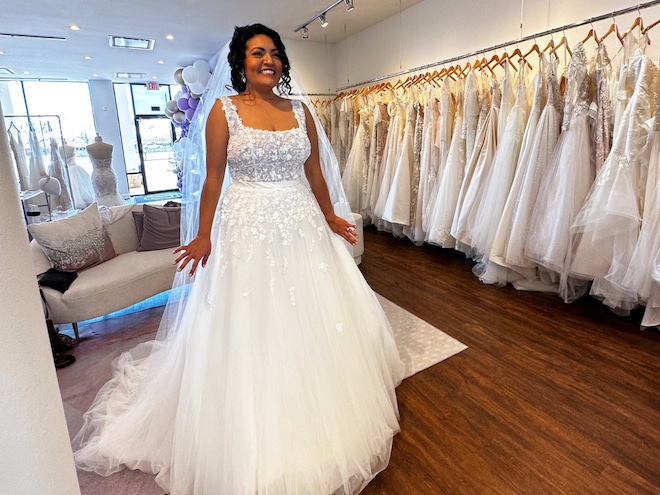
[{"xmin": 73, "ymin": 24, "xmax": 404, "ymax": 495}]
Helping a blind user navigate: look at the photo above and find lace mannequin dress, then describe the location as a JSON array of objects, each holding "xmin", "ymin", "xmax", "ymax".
[
  {"xmin": 91, "ymin": 156, "xmax": 127, "ymax": 206},
  {"xmin": 74, "ymin": 96, "xmax": 404, "ymax": 495}
]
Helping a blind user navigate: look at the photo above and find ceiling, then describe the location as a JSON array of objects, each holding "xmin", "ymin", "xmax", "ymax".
[{"xmin": 1, "ymin": 0, "xmax": 421, "ymax": 84}]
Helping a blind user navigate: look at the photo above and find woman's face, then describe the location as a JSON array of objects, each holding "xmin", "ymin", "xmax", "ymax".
[{"xmin": 243, "ymin": 34, "xmax": 283, "ymax": 90}]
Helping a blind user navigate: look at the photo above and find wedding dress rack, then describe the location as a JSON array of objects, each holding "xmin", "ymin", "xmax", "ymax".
[
  {"xmin": 5, "ymin": 114, "xmax": 73, "ymax": 197},
  {"xmin": 337, "ymin": 0, "xmax": 660, "ymax": 91}
]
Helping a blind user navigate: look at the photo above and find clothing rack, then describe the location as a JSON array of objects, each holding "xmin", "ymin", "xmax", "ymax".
[
  {"xmin": 5, "ymin": 114, "xmax": 72, "ymax": 197},
  {"xmin": 336, "ymin": 0, "xmax": 660, "ymax": 91}
]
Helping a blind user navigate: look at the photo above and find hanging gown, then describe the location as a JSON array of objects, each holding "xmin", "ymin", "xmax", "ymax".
[
  {"xmin": 451, "ymin": 75, "xmax": 500, "ymax": 252},
  {"xmin": 472, "ymin": 62, "xmax": 530, "ymax": 284},
  {"xmin": 27, "ymin": 127, "xmax": 47, "ymax": 190},
  {"xmin": 417, "ymin": 87, "xmax": 441, "ymax": 234},
  {"xmin": 425, "ymin": 87, "xmax": 465, "ymax": 248},
  {"xmin": 91, "ymin": 155, "xmax": 128, "ymax": 207},
  {"xmin": 67, "ymin": 154, "xmax": 96, "ymax": 209},
  {"xmin": 593, "ymin": 43, "xmax": 613, "ymax": 173},
  {"xmin": 342, "ymin": 98, "xmax": 371, "ymax": 215},
  {"xmin": 407, "ymin": 100, "xmax": 425, "ymax": 244},
  {"xmin": 568, "ymin": 55, "xmax": 658, "ymax": 311},
  {"xmin": 525, "ymin": 43, "xmax": 594, "ymax": 298},
  {"xmin": 74, "ymin": 97, "xmax": 405, "ymax": 495},
  {"xmin": 47, "ymin": 138, "xmax": 73, "ymax": 211},
  {"xmin": 489, "ymin": 55, "xmax": 547, "ymax": 275},
  {"xmin": 504, "ymin": 56, "xmax": 563, "ymax": 272},
  {"xmin": 621, "ymin": 97, "xmax": 660, "ymax": 307},
  {"xmin": 364, "ymin": 100, "xmax": 390, "ymax": 223},
  {"xmin": 8, "ymin": 127, "xmax": 30, "ymax": 191}
]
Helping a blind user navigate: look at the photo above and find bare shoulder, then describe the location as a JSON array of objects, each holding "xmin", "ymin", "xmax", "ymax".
[{"xmin": 207, "ymin": 99, "xmax": 228, "ymax": 130}]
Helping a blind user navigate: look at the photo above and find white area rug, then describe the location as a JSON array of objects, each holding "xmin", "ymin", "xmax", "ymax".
[{"xmin": 376, "ymin": 294, "xmax": 467, "ymax": 378}]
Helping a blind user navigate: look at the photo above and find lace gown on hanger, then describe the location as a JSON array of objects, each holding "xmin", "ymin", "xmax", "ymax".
[
  {"xmin": 568, "ymin": 55, "xmax": 658, "ymax": 311},
  {"xmin": 74, "ymin": 97, "xmax": 404, "ymax": 495},
  {"xmin": 342, "ymin": 97, "xmax": 371, "ymax": 215},
  {"xmin": 525, "ymin": 43, "xmax": 595, "ymax": 299}
]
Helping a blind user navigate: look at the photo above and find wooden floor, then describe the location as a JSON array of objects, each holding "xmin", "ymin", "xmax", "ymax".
[{"xmin": 358, "ymin": 227, "xmax": 660, "ymax": 495}]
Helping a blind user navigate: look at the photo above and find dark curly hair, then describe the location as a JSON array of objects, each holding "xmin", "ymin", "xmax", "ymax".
[{"xmin": 227, "ymin": 24, "xmax": 292, "ymax": 95}]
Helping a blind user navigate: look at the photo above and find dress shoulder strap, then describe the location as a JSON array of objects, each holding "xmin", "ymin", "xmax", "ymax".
[
  {"xmin": 218, "ymin": 96, "xmax": 241, "ymax": 133},
  {"xmin": 291, "ymin": 99, "xmax": 307, "ymax": 129}
]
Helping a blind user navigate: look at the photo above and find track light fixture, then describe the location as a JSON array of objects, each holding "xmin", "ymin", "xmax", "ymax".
[
  {"xmin": 293, "ymin": 0, "xmax": 357, "ymax": 35},
  {"xmin": 301, "ymin": 27, "xmax": 309, "ymax": 39}
]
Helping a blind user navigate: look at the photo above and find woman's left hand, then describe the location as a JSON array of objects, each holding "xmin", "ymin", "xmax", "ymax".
[{"xmin": 327, "ymin": 215, "xmax": 358, "ymax": 245}]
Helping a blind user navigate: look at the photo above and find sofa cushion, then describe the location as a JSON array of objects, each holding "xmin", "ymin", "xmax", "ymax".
[
  {"xmin": 103, "ymin": 205, "xmax": 142, "ymax": 255},
  {"xmin": 27, "ymin": 203, "xmax": 116, "ymax": 272},
  {"xmin": 135, "ymin": 204, "xmax": 181, "ymax": 251}
]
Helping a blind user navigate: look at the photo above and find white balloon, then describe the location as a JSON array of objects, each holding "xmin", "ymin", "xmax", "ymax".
[
  {"xmin": 172, "ymin": 140, "xmax": 181, "ymax": 151},
  {"xmin": 193, "ymin": 59, "xmax": 211, "ymax": 74},
  {"xmin": 174, "ymin": 91, "xmax": 184, "ymax": 101},
  {"xmin": 166, "ymin": 100, "xmax": 179, "ymax": 113},
  {"xmin": 178, "ymin": 136, "xmax": 189, "ymax": 148},
  {"xmin": 189, "ymin": 81, "xmax": 205, "ymax": 95},
  {"xmin": 191, "ymin": 92, "xmax": 202, "ymax": 99},
  {"xmin": 182, "ymin": 65, "xmax": 199, "ymax": 84},
  {"xmin": 172, "ymin": 111, "xmax": 186, "ymax": 123},
  {"xmin": 198, "ymin": 71, "xmax": 211, "ymax": 87}
]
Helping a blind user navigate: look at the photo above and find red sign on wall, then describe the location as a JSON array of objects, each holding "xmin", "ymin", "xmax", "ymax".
[{"xmin": 146, "ymin": 81, "xmax": 160, "ymax": 90}]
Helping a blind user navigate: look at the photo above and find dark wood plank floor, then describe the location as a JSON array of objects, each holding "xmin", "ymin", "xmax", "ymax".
[{"xmin": 359, "ymin": 227, "xmax": 660, "ymax": 495}]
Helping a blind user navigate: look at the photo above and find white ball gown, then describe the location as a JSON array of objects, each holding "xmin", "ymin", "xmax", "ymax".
[{"xmin": 74, "ymin": 96, "xmax": 405, "ymax": 495}]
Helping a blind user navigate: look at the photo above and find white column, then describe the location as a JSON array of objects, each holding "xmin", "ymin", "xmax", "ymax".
[{"xmin": 0, "ymin": 103, "xmax": 80, "ymax": 494}]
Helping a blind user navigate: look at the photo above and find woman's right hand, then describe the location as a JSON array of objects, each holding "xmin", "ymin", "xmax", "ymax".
[{"xmin": 173, "ymin": 235, "xmax": 212, "ymax": 277}]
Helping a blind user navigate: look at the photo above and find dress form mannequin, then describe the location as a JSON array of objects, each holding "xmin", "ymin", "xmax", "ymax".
[
  {"xmin": 87, "ymin": 135, "xmax": 126, "ymax": 206},
  {"xmin": 61, "ymin": 141, "xmax": 95, "ymax": 209}
]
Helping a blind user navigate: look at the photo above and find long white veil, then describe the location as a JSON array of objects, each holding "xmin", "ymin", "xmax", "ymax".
[{"xmin": 157, "ymin": 40, "xmax": 350, "ymax": 344}]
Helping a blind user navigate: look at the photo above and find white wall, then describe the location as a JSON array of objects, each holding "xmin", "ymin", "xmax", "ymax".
[
  {"xmin": 335, "ymin": 0, "xmax": 660, "ymax": 89},
  {"xmin": 285, "ymin": 38, "xmax": 337, "ymax": 94},
  {"xmin": 0, "ymin": 102, "xmax": 80, "ymax": 495}
]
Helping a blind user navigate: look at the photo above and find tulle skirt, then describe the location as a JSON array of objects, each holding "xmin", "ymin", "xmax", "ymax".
[{"xmin": 74, "ymin": 179, "xmax": 404, "ymax": 495}]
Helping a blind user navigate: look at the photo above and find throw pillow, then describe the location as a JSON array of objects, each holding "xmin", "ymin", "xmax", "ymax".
[
  {"xmin": 28, "ymin": 203, "xmax": 117, "ymax": 272},
  {"xmin": 134, "ymin": 204, "xmax": 181, "ymax": 251}
]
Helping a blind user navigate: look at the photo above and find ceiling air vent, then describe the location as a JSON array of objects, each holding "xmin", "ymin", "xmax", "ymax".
[
  {"xmin": 0, "ymin": 68, "xmax": 17, "ymax": 75},
  {"xmin": 108, "ymin": 36, "xmax": 155, "ymax": 50}
]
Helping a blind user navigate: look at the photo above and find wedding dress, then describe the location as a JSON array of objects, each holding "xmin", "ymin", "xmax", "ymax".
[
  {"xmin": 91, "ymin": 156, "xmax": 127, "ymax": 207},
  {"xmin": 8, "ymin": 127, "xmax": 30, "ymax": 191},
  {"xmin": 67, "ymin": 154, "xmax": 95, "ymax": 209},
  {"xmin": 568, "ymin": 55, "xmax": 658, "ymax": 310},
  {"xmin": 342, "ymin": 97, "xmax": 371, "ymax": 215},
  {"xmin": 47, "ymin": 138, "xmax": 73, "ymax": 211},
  {"xmin": 74, "ymin": 96, "xmax": 404, "ymax": 495},
  {"xmin": 525, "ymin": 43, "xmax": 594, "ymax": 299}
]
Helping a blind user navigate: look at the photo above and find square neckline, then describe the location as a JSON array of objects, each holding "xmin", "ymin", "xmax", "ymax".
[{"xmin": 224, "ymin": 96, "xmax": 303, "ymax": 133}]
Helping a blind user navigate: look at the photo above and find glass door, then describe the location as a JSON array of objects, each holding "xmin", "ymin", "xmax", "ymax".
[{"xmin": 135, "ymin": 116, "xmax": 178, "ymax": 194}]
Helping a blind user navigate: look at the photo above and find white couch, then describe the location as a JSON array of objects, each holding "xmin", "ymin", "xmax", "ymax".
[{"xmin": 31, "ymin": 204, "xmax": 177, "ymax": 340}]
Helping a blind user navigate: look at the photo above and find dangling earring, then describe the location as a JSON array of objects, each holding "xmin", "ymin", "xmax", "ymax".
[{"xmin": 240, "ymin": 72, "xmax": 246, "ymax": 84}]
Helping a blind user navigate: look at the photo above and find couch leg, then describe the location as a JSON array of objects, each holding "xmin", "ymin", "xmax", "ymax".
[{"xmin": 72, "ymin": 322, "xmax": 80, "ymax": 343}]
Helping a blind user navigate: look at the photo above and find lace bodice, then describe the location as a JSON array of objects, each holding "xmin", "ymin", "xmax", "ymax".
[
  {"xmin": 562, "ymin": 43, "xmax": 590, "ymax": 130},
  {"xmin": 90, "ymin": 157, "xmax": 113, "ymax": 170},
  {"xmin": 220, "ymin": 97, "xmax": 311, "ymax": 182}
]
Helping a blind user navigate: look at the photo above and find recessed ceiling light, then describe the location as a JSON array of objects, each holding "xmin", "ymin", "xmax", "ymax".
[
  {"xmin": 157, "ymin": 60, "xmax": 164, "ymax": 64},
  {"xmin": 92, "ymin": 73, "xmax": 99, "ymax": 77},
  {"xmin": 165, "ymin": 34, "xmax": 174, "ymax": 40},
  {"xmin": 0, "ymin": 51, "xmax": 5, "ymax": 55},
  {"xmin": 109, "ymin": 35, "xmax": 155, "ymax": 50},
  {"xmin": 84, "ymin": 55, "xmax": 92, "ymax": 60},
  {"xmin": 23, "ymin": 71, "xmax": 30, "ymax": 74},
  {"xmin": 152, "ymin": 76, "xmax": 158, "ymax": 79},
  {"xmin": 69, "ymin": 24, "xmax": 81, "ymax": 31}
]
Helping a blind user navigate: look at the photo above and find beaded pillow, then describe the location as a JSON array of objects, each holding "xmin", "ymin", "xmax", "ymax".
[{"xmin": 28, "ymin": 203, "xmax": 116, "ymax": 272}]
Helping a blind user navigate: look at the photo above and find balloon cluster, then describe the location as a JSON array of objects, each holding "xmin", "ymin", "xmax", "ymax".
[{"xmin": 165, "ymin": 59, "xmax": 213, "ymax": 189}]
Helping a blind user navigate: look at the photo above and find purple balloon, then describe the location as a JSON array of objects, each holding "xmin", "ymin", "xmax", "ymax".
[
  {"xmin": 182, "ymin": 85, "xmax": 190, "ymax": 95},
  {"xmin": 185, "ymin": 107, "xmax": 195, "ymax": 121},
  {"xmin": 188, "ymin": 96, "xmax": 199, "ymax": 109},
  {"xmin": 177, "ymin": 97, "xmax": 190, "ymax": 111}
]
